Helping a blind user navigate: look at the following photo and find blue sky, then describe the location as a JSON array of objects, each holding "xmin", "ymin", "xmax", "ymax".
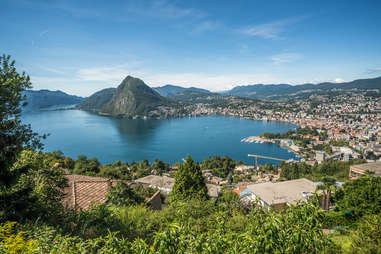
[{"xmin": 1, "ymin": 0, "xmax": 381, "ymax": 96}]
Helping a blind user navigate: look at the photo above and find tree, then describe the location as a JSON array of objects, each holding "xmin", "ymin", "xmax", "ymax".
[
  {"xmin": 350, "ymin": 213, "xmax": 381, "ymax": 253},
  {"xmin": 73, "ymin": 155, "xmax": 101, "ymax": 175},
  {"xmin": 0, "ymin": 55, "xmax": 66, "ymax": 222},
  {"xmin": 169, "ymin": 155, "xmax": 208, "ymax": 203},
  {"xmin": 317, "ymin": 176, "xmax": 337, "ymax": 211},
  {"xmin": 335, "ymin": 176, "xmax": 381, "ymax": 217},
  {"xmin": 0, "ymin": 54, "xmax": 45, "ymax": 186},
  {"xmin": 107, "ymin": 182, "xmax": 144, "ymax": 206},
  {"xmin": 151, "ymin": 159, "xmax": 167, "ymax": 175}
]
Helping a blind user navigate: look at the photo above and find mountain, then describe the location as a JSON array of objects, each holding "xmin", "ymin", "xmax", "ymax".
[
  {"xmin": 224, "ymin": 76, "xmax": 381, "ymax": 100},
  {"xmin": 153, "ymin": 85, "xmax": 210, "ymax": 97},
  {"xmin": 23, "ymin": 90, "xmax": 84, "ymax": 111},
  {"xmin": 78, "ymin": 88, "xmax": 116, "ymax": 111},
  {"xmin": 79, "ymin": 76, "xmax": 172, "ymax": 117},
  {"xmin": 167, "ymin": 90, "xmax": 256, "ymax": 105}
]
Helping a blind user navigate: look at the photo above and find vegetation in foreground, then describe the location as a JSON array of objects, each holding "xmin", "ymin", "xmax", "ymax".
[{"xmin": 1, "ymin": 55, "xmax": 381, "ymax": 253}]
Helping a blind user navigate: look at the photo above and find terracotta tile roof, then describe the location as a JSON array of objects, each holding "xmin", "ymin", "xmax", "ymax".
[{"xmin": 63, "ymin": 173, "xmax": 115, "ymax": 210}]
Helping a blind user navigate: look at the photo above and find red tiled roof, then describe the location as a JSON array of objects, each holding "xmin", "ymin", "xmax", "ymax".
[{"xmin": 63, "ymin": 174, "xmax": 115, "ymax": 210}]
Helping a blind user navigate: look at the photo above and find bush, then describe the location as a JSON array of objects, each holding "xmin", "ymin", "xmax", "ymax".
[{"xmin": 0, "ymin": 221, "xmax": 37, "ymax": 254}]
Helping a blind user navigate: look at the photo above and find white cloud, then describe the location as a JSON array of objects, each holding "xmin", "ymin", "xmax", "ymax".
[
  {"xmin": 76, "ymin": 64, "xmax": 280, "ymax": 92},
  {"xmin": 31, "ymin": 69, "xmax": 282, "ymax": 96},
  {"xmin": 241, "ymin": 17, "xmax": 305, "ymax": 39},
  {"xmin": 333, "ymin": 78, "xmax": 345, "ymax": 83},
  {"xmin": 77, "ymin": 64, "xmax": 143, "ymax": 82},
  {"xmin": 143, "ymin": 72, "xmax": 279, "ymax": 92},
  {"xmin": 271, "ymin": 53, "xmax": 303, "ymax": 64}
]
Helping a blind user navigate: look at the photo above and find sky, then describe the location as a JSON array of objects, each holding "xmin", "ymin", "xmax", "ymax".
[{"xmin": 1, "ymin": 0, "xmax": 381, "ymax": 96}]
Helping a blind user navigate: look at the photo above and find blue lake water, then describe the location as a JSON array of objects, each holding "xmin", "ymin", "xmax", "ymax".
[{"xmin": 21, "ymin": 110, "xmax": 298, "ymax": 165}]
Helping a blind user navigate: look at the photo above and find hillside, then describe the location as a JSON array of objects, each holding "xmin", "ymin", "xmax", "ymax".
[
  {"xmin": 153, "ymin": 84, "xmax": 210, "ymax": 97},
  {"xmin": 23, "ymin": 90, "xmax": 84, "ymax": 111},
  {"xmin": 78, "ymin": 88, "xmax": 116, "ymax": 111},
  {"xmin": 79, "ymin": 76, "xmax": 174, "ymax": 117},
  {"xmin": 168, "ymin": 90, "xmax": 257, "ymax": 106},
  {"xmin": 224, "ymin": 76, "xmax": 381, "ymax": 100}
]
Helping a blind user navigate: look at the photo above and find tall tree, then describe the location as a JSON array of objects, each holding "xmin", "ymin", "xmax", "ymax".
[
  {"xmin": 0, "ymin": 54, "xmax": 45, "ymax": 186},
  {"xmin": 0, "ymin": 55, "xmax": 66, "ymax": 222},
  {"xmin": 169, "ymin": 155, "xmax": 208, "ymax": 203}
]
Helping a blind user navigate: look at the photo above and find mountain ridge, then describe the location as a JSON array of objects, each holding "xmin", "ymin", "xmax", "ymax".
[
  {"xmin": 153, "ymin": 84, "xmax": 210, "ymax": 97},
  {"xmin": 22, "ymin": 89, "xmax": 84, "ymax": 111},
  {"xmin": 223, "ymin": 76, "xmax": 381, "ymax": 100}
]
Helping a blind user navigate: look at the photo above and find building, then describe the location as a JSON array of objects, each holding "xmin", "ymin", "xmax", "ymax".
[
  {"xmin": 246, "ymin": 178, "xmax": 318, "ymax": 210},
  {"xmin": 63, "ymin": 173, "xmax": 163, "ymax": 210},
  {"xmin": 316, "ymin": 151, "xmax": 326, "ymax": 163},
  {"xmin": 135, "ymin": 175, "xmax": 175, "ymax": 194},
  {"xmin": 349, "ymin": 162, "xmax": 381, "ymax": 179},
  {"xmin": 134, "ymin": 175, "xmax": 221, "ymax": 198},
  {"xmin": 63, "ymin": 174, "xmax": 116, "ymax": 210}
]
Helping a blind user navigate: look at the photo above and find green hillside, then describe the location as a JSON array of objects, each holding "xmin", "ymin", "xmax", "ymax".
[{"xmin": 78, "ymin": 88, "xmax": 116, "ymax": 111}]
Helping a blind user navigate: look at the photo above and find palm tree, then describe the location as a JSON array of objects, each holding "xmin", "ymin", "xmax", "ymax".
[{"xmin": 317, "ymin": 176, "xmax": 337, "ymax": 211}]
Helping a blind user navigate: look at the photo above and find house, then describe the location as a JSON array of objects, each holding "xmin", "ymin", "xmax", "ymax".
[
  {"xmin": 349, "ymin": 162, "xmax": 381, "ymax": 179},
  {"xmin": 63, "ymin": 173, "xmax": 163, "ymax": 210},
  {"xmin": 245, "ymin": 178, "xmax": 318, "ymax": 210},
  {"xmin": 316, "ymin": 151, "xmax": 326, "ymax": 163},
  {"xmin": 63, "ymin": 174, "xmax": 116, "ymax": 210},
  {"xmin": 134, "ymin": 175, "xmax": 175, "ymax": 194},
  {"xmin": 134, "ymin": 175, "xmax": 221, "ymax": 198},
  {"xmin": 234, "ymin": 165, "xmax": 254, "ymax": 172}
]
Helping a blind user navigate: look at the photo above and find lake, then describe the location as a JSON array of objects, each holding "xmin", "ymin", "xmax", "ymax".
[{"xmin": 21, "ymin": 110, "xmax": 298, "ymax": 165}]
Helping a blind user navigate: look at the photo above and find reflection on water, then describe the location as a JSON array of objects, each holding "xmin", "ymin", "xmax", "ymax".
[
  {"xmin": 21, "ymin": 110, "xmax": 298, "ymax": 165},
  {"xmin": 110, "ymin": 118, "xmax": 164, "ymax": 144}
]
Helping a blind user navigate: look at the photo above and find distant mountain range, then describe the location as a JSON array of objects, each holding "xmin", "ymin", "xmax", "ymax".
[
  {"xmin": 222, "ymin": 76, "xmax": 381, "ymax": 100},
  {"xmin": 153, "ymin": 85, "xmax": 210, "ymax": 97},
  {"xmin": 78, "ymin": 76, "xmax": 173, "ymax": 117},
  {"xmin": 22, "ymin": 90, "xmax": 84, "ymax": 111},
  {"xmin": 24, "ymin": 76, "xmax": 381, "ymax": 115}
]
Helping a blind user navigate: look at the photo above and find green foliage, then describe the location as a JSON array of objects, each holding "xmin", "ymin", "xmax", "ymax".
[
  {"xmin": 0, "ymin": 56, "xmax": 66, "ymax": 223},
  {"xmin": 280, "ymin": 161, "xmax": 312, "ymax": 180},
  {"xmin": 0, "ymin": 54, "xmax": 45, "ymax": 185},
  {"xmin": 322, "ymin": 211, "xmax": 355, "ymax": 229},
  {"xmin": 0, "ymin": 221, "xmax": 37, "ymax": 254},
  {"xmin": 73, "ymin": 155, "xmax": 101, "ymax": 175},
  {"xmin": 335, "ymin": 176, "xmax": 381, "ymax": 218},
  {"xmin": 0, "ymin": 152, "xmax": 67, "ymax": 222},
  {"xmin": 201, "ymin": 155, "xmax": 236, "ymax": 178},
  {"xmin": 107, "ymin": 182, "xmax": 145, "ymax": 206},
  {"xmin": 170, "ymin": 155, "xmax": 208, "ymax": 203},
  {"xmin": 6, "ymin": 201, "xmax": 338, "ymax": 253},
  {"xmin": 350, "ymin": 213, "xmax": 381, "ymax": 253},
  {"xmin": 151, "ymin": 159, "xmax": 169, "ymax": 175},
  {"xmin": 216, "ymin": 190, "xmax": 245, "ymax": 215}
]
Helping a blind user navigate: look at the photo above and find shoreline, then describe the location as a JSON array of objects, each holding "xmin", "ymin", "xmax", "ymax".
[{"xmin": 241, "ymin": 135, "xmax": 302, "ymax": 159}]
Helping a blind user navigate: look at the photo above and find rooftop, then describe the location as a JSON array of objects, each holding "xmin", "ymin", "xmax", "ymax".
[
  {"xmin": 350, "ymin": 162, "xmax": 381, "ymax": 176},
  {"xmin": 135, "ymin": 175, "xmax": 174, "ymax": 193},
  {"xmin": 63, "ymin": 174, "xmax": 116, "ymax": 210},
  {"xmin": 247, "ymin": 178, "xmax": 317, "ymax": 206},
  {"xmin": 135, "ymin": 175, "xmax": 221, "ymax": 197}
]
